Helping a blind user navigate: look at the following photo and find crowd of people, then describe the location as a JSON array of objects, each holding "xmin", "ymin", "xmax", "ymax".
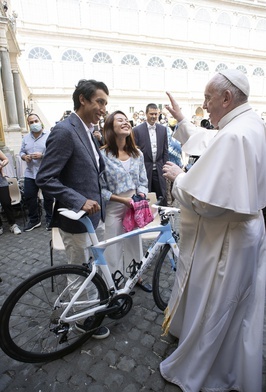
[{"xmin": 0, "ymin": 70, "xmax": 265, "ymax": 391}]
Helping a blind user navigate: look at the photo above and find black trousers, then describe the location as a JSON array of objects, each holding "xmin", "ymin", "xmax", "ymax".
[
  {"xmin": 151, "ymin": 170, "xmax": 167, "ymax": 206},
  {"xmin": 0, "ymin": 185, "xmax": 15, "ymax": 226}
]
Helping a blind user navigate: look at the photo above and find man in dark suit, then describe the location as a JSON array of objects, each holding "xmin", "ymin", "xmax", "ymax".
[
  {"xmin": 36, "ymin": 79, "xmax": 110, "ymax": 338},
  {"xmin": 133, "ymin": 103, "xmax": 168, "ymax": 206}
]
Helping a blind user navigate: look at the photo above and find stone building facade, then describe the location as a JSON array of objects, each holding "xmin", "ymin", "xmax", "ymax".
[{"xmin": 1, "ymin": 0, "xmax": 266, "ymax": 152}]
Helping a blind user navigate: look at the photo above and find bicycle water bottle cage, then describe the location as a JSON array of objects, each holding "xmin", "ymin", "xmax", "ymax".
[
  {"xmin": 112, "ymin": 270, "xmax": 125, "ymax": 289},
  {"xmin": 126, "ymin": 259, "xmax": 142, "ymax": 278},
  {"xmin": 82, "ymin": 257, "xmax": 93, "ymax": 271}
]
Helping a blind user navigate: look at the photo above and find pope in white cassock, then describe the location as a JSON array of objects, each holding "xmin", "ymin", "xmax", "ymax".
[{"xmin": 161, "ymin": 69, "xmax": 266, "ymax": 392}]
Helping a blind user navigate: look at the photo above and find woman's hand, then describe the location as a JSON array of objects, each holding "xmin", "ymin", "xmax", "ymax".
[
  {"xmin": 123, "ymin": 197, "xmax": 133, "ymax": 208},
  {"xmin": 110, "ymin": 194, "xmax": 133, "ymax": 208}
]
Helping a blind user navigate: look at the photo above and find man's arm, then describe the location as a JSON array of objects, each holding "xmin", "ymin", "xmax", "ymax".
[{"xmin": 36, "ymin": 126, "xmax": 87, "ymax": 212}]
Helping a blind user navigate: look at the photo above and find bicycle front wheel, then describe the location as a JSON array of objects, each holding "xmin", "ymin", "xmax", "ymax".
[
  {"xmin": 0, "ymin": 264, "xmax": 108, "ymax": 363},
  {"xmin": 152, "ymin": 244, "xmax": 178, "ymax": 311}
]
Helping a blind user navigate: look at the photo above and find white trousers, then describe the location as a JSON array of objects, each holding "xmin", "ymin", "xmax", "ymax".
[
  {"xmin": 104, "ymin": 190, "xmax": 143, "ymax": 278},
  {"xmin": 59, "ymin": 220, "xmax": 105, "ymax": 265}
]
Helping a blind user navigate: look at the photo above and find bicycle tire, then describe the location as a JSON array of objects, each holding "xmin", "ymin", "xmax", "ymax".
[
  {"xmin": 0, "ymin": 264, "xmax": 108, "ymax": 363},
  {"xmin": 152, "ymin": 244, "xmax": 177, "ymax": 311}
]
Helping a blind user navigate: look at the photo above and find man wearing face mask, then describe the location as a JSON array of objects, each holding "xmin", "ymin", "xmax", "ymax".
[{"xmin": 20, "ymin": 113, "xmax": 54, "ymax": 231}]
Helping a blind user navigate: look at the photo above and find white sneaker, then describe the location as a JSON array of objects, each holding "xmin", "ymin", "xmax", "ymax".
[
  {"xmin": 0, "ymin": 227, "xmax": 3, "ymax": 235},
  {"xmin": 10, "ymin": 224, "xmax": 22, "ymax": 235}
]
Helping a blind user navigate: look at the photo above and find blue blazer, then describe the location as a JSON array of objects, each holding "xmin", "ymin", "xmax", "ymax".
[{"xmin": 36, "ymin": 113, "xmax": 105, "ymax": 232}]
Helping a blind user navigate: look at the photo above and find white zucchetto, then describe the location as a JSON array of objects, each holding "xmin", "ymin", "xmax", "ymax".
[{"xmin": 219, "ymin": 69, "xmax": 250, "ymax": 97}]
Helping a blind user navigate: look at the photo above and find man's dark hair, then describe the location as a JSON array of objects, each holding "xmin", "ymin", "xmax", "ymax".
[
  {"xmin": 146, "ymin": 103, "xmax": 158, "ymax": 113},
  {"xmin": 72, "ymin": 79, "xmax": 109, "ymax": 111},
  {"xmin": 27, "ymin": 113, "xmax": 41, "ymax": 122}
]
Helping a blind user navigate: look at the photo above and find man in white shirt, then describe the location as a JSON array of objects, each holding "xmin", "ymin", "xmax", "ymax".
[
  {"xmin": 20, "ymin": 114, "xmax": 53, "ymax": 231},
  {"xmin": 133, "ymin": 103, "xmax": 168, "ymax": 205}
]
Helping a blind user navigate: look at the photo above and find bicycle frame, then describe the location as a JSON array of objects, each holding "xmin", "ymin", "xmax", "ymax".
[{"xmin": 55, "ymin": 209, "xmax": 179, "ymax": 324}]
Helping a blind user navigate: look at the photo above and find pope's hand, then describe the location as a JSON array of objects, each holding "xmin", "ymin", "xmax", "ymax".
[
  {"xmin": 163, "ymin": 161, "xmax": 184, "ymax": 182},
  {"xmin": 165, "ymin": 92, "xmax": 185, "ymax": 123}
]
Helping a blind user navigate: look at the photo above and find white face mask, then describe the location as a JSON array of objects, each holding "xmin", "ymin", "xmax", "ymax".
[{"xmin": 30, "ymin": 123, "xmax": 42, "ymax": 133}]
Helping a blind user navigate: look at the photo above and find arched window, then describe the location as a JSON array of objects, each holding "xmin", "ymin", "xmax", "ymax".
[
  {"xmin": 171, "ymin": 5, "xmax": 188, "ymax": 41},
  {"xmin": 57, "ymin": 0, "xmax": 80, "ymax": 27},
  {"xmin": 28, "ymin": 47, "xmax": 52, "ymax": 60},
  {"xmin": 148, "ymin": 57, "xmax": 164, "ymax": 67},
  {"xmin": 92, "ymin": 52, "xmax": 112, "ymax": 63},
  {"xmin": 215, "ymin": 63, "xmax": 228, "ymax": 72},
  {"xmin": 257, "ymin": 19, "xmax": 266, "ymax": 32},
  {"xmin": 236, "ymin": 65, "xmax": 247, "ymax": 74},
  {"xmin": 172, "ymin": 59, "xmax": 187, "ymax": 70},
  {"xmin": 235, "ymin": 16, "xmax": 251, "ymax": 48},
  {"xmin": 146, "ymin": 0, "xmax": 164, "ymax": 14},
  {"xmin": 195, "ymin": 61, "xmax": 209, "ymax": 71},
  {"xmin": 87, "ymin": 0, "xmax": 111, "ymax": 31},
  {"xmin": 193, "ymin": 9, "xmax": 211, "ymax": 43},
  {"xmin": 216, "ymin": 13, "xmax": 231, "ymax": 46},
  {"xmin": 118, "ymin": 0, "xmax": 138, "ymax": 34},
  {"xmin": 253, "ymin": 67, "xmax": 264, "ymax": 76},
  {"xmin": 238, "ymin": 16, "xmax": 250, "ymax": 29},
  {"xmin": 146, "ymin": 0, "xmax": 165, "ymax": 38},
  {"xmin": 252, "ymin": 19, "xmax": 266, "ymax": 51},
  {"xmin": 172, "ymin": 5, "xmax": 187, "ymax": 18},
  {"xmin": 62, "ymin": 50, "xmax": 83, "ymax": 62},
  {"xmin": 121, "ymin": 54, "xmax": 139, "ymax": 66}
]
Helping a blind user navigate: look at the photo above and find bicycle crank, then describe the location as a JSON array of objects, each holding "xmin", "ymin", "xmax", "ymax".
[{"xmin": 107, "ymin": 294, "xmax": 133, "ymax": 319}]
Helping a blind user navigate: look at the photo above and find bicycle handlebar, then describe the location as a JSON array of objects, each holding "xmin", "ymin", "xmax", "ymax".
[
  {"xmin": 58, "ymin": 208, "xmax": 87, "ymax": 220},
  {"xmin": 58, "ymin": 205, "xmax": 180, "ymax": 222},
  {"xmin": 152, "ymin": 205, "xmax": 180, "ymax": 214}
]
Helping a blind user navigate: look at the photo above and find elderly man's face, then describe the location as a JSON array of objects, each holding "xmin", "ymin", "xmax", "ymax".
[{"xmin": 203, "ymin": 79, "xmax": 226, "ymax": 128}]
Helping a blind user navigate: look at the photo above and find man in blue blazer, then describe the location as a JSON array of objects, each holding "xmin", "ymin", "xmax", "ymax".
[
  {"xmin": 133, "ymin": 103, "xmax": 168, "ymax": 205},
  {"xmin": 36, "ymin": 79, "xmax": 110, "ymax": 338}
]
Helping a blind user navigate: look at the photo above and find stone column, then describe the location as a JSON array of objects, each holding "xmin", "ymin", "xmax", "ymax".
[
  {"xmin": 12, "ymin": 70, "xmax": 26, "ymax": 129},
  {"xmin": 0, "ymin": 47, "xmax": 20, "ymax": 131}
]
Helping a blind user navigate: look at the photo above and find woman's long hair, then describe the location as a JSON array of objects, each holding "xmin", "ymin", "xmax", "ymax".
[{"xmin": 102, "ymin": 110, "xmax": 140, "ymax": 158}]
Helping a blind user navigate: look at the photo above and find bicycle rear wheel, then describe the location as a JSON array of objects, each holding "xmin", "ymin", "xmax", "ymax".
[
  {"xmin": 152, "ymin": 244, "xmax": 178, "ymax": 311},
  {"xmin": 0, "ymin": 264, "xmax": 108, "ymax": 363}
]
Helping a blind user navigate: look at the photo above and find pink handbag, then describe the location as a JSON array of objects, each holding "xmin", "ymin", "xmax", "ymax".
[
  {"xmin": 122, "ymin": 199, "xmax": 154, "ymax": 232},
  {"xmin": 133, "ymin": 199, "xmax": 154, "ymax": 228},
  {"xmin": 122, "ymin": 203, "xmax": 136, "ymax": 232}
]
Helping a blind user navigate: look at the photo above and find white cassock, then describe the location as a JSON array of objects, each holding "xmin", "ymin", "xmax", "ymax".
[{"xmin": 160, "ymin": 103, "xmax": 266, "ymax": 392}]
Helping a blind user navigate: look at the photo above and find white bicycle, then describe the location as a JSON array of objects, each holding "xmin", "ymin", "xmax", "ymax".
[{"xmin": 0, "ymin": 205, "xmax": 180, "ymax": 363}]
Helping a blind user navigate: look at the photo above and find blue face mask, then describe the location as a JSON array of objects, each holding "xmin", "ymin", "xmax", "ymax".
[{"xmin": 30, "ymin": 123, "xmax": 42, "ymax": 133}]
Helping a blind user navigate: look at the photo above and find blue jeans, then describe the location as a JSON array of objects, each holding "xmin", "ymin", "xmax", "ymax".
[{"xmin": 24, "ymin": 177, "xmax": 53, "ymax": 223}]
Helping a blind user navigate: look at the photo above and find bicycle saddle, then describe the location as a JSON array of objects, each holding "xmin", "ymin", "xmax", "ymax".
[{"xmin": 58, "ymin": 208, "xmax": 86, "ymax": 220}]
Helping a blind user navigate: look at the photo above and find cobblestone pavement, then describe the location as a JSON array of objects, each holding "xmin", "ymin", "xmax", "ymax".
[{"xmin": 0, "ymin": 214, "xmax": 265, "ymax": 392}]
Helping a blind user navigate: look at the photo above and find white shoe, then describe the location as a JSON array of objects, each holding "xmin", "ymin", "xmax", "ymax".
[
  {"xmin": 10, "ymin": 224, "xmax": 22, "ymax": 235},
  {"xmin": 0, "ymin": 227, "xmax": 3, "ymax": 235}
]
